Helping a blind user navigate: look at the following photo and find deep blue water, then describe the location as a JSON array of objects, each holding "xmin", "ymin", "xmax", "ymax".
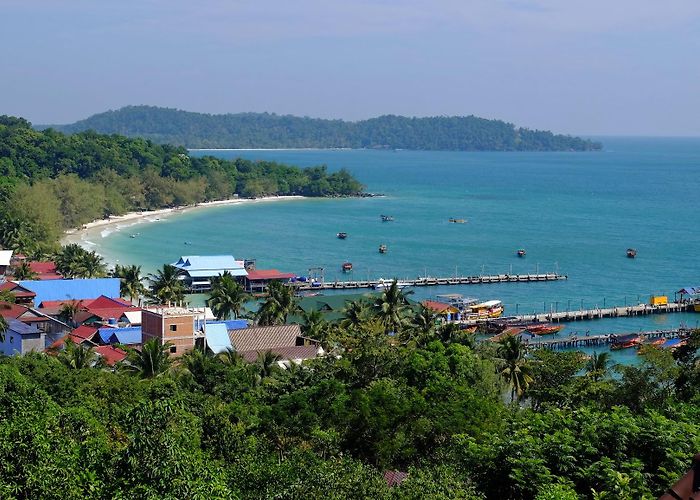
[{"xmin": 92, "ymin": 138, "xmax": 700, "ymax": 354}]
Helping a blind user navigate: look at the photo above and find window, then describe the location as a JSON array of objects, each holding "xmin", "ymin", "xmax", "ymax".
[
  {"xmin": 169, "ymin": 345, "xmax": 177, "ymax": 353},
  {"xmin": 169, "ymin": 324, "xmax": 177, "ymax": 332}
]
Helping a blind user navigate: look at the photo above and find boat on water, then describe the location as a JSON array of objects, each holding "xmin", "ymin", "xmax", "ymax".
[
  {"xmin": 342, "ymin": 262, "xmax": 353, "ymax": 272},
  {"xmin": 468, "ymin": 300, "xmax": 504, "ymax": 319},
  {"xmin": 449, "ymin": 218, "xmax": 466, "ymax": 224},
  {"xmin": 525, "ymin": 323, "xmax": 565, "ymax": 335},
  {"xmin": 517, "ymin": 249, "xmax": 526, "ymax": 257},
  {"xmin": 374, "ymin": 279, "xmax": 410, "ymax": 290},
  {"xmin": 610, "ymin": 334, "xmax": 641, "ymax": 350},
  {"xmin": 379, "ymin": 244, "xmax": 387, "ymax": 254},
  {"xmin": 337, "ymin": 232, "xmax": 348, "ymax": 239},
  {"xmin": 661, "ymin": 338, "xmax": 687, "ymax": 351},
  {"xmin": 642, "ymin": 337, "xmax": 666, "ymax": 348},
  {"xmin": 695, "ymin": 303, "xmax": 700, "ymax": 313},
  {"xmin": 381, "ymin": 215, "xmax": 394, "ymax": 222},
  {"xmin": 626, "ymin": 248, "xmax": 637, "ymax": 258}
]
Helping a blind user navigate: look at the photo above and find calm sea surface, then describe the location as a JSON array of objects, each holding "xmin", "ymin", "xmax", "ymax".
[{"xmin": 94, "ymin": 138, "xmax": 700, "ymax": 356}]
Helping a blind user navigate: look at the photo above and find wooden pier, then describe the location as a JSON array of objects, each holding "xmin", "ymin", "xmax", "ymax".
[
  {"xmin": 525, "ymin": 328, "xmax": 691, "ymax": 350},
  {"xmin": 293, "ymin": 273, "xmax": 567, "ymax": 291},
  {"xmin": 505, "ymin": 302, "xmax": 691, "ymax": 324}
]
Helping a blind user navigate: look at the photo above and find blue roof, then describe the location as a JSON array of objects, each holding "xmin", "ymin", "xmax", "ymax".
[
  {"xmin": 196, "ymin": 319, "xmax": 248, "ymax": 331},
  {"xmin": 205, "ymin": 323, "xmax": 232, "ymax": 354},
  {"xmin": 7, "ymin": 318, "xmax": 40, "ymax": 335},
  {"xmin": 98, "ymin": 326, "xmax": 142, "ymax": 345},
  {"xmin": 18, "ymin": 278, "xmax": 121, "ymax": 307},
  {"xmin": 173, "ymin": 255, "xmax": 244, "ymax": 271}
]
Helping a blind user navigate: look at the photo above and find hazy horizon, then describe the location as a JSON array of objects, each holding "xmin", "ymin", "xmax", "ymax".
[{"xmin": 2, "ymin": 1, "xmax": 700, "ymax": 136}]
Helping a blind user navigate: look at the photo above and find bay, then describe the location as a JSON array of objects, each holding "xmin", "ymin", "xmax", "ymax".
[{"xmin": 96, "ymin": 138, "xmax": 700, "ymax": 348}]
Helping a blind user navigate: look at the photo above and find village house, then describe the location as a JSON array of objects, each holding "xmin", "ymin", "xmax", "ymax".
[
  {"xmin": 171, "ymin": 255, "xmax": 247, "ymax": 292},
  {"xmin": 0, "ymin": 318, "xmax": 44, "ymax": 356}
]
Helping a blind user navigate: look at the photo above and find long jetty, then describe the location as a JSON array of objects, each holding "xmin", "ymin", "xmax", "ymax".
[
  {"xmin": 293, "ymin": 273, "xmax": 567, "ymax": 291},
  {"xmin": 526, "ymin": 328, "xmax": 691, "ymax": 350},
  {"xmin": 505, "ymin": 301, "xmax": 691, "ymax": 324}
]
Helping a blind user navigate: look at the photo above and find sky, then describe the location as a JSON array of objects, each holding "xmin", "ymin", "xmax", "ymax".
[{"xmin": 1, "ymin": 0, "xmax": 699, "ymax": 135}]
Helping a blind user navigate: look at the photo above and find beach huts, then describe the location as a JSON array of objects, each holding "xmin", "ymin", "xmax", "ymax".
[{"xmin": 172, "ymin": 255, "xmax": 248, "ymax": 292}]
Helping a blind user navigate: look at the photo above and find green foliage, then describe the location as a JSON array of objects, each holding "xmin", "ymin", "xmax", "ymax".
[
  {"xmin": 49, "ymin": 105, "xmax": 602, "ymax": 151},
  {"xmin": 0, "ymin": 115, "xmax": 365, "ymax": 252},
  {"xmin": 208, "ymin": 271, "xmax": 248, "ymax": 320},
  {"xmin": 147, "ymin": 264, "xmax": 186, "ymax": 306}
]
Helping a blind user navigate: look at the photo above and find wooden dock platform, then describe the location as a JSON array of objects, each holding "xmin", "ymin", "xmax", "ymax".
[
  {"xmin": 506, "ymin": 302, "xmax": 691, "ymax": 323},
  {"xmin": 293, "ymin": 273, "xmax": 567, "ymax": 291},
  {"xmin": 525, "ymin": 328, "xmax": 691, "ymax": 350}
]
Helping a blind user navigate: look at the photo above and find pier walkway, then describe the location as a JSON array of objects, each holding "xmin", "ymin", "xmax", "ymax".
[
  {"xmin": 293, "ymin": 273, "xmax": 567, "ymax": 291},
  {"xmin": 505, "ymin": 302, "xmax": 691, "ymax": 324},
  {"xmin": 525, "ymin": 328, "xmax": 691, "ymax": 350}
]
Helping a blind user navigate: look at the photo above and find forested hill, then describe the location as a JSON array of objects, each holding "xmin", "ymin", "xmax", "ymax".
[{"xmin": 47, "ymin": 105, "xmax": 602, "ymax": 151}]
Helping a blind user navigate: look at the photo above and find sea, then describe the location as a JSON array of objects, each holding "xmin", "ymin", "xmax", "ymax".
[{"xmin": 94, "ymin": 137, "xmax": 700, "ymax": 364}]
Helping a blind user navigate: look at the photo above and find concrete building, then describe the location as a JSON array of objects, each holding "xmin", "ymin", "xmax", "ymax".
[
  {"xmin": 141, "ymin": 306, "xmax": 209, "ymax": 356},
  {"xmin": 0, "ymin": 318, "xmax": 44, "ymax": 356}
]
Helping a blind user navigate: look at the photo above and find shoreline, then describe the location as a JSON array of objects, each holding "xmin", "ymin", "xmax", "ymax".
[{"xmin": 61, "ymin": 195, "xmax": 306, "ymax": 250}]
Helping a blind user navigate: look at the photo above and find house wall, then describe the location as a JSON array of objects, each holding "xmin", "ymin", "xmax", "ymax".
[
  {"xmin": 141, "ymin": 310, "xmax": 195, "ymax": 356},
  {"xmin": 21, "ymin": 333, "xmax": 45, "ymax": 354},
  {"xmin": 141, "ymin": 310, "xmax": 164, "ymax": 342},
  {"xmin": 0, "ymin": 331, "xmax": 45, "ymax": 356}
]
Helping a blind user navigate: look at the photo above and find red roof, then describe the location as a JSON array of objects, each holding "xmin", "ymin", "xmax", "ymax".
[
  {"xmin": 0, "ymin": 302, "xmax": 46, "ymax": 322},
  {"xmin": 0, "ymin": 282, "xmax": 36, "ymax": 298},
  {"xmin": 28, "ymin": 261, "xmax": 62, "ymax": 279},
  {"xmin": 72, "ymin": 325, "xmax": 98, "ymax": 340},
  {"xmin": 422, "ymin": 300, "xmax": 455, "ymax": 313},
  {"xmin": 83, "ymin": 307, "xmax": 138, "ymax": 322},
  {"xmin": 94, "ymin": 345, "xmax": 127, "ymax": 366},
  {"xmin": 246, "ymin": 269, "xmax": 296, "ymax": 281},
  {"xmin": 48, "ymin": 333, "xmax": 95, "ymax": 349},
  {"xmin": 39, "ymin": 299, "xmax": 87, "ymax": 310},
  {"xmin": 86, "ymin": 295, "xmax": 133, "ymax": 309}
]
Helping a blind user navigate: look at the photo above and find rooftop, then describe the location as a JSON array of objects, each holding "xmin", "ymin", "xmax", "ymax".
[
  {"xmin": 246, "ymin": 269, "xmax": 296, "ymax": 281},
  {"xmin": 18, "ymin": 278, "xmax": 121, "ymax": 307},
  {"xmin": 228, "ymin": 324, "xmax": 302, "ymax": 352}
]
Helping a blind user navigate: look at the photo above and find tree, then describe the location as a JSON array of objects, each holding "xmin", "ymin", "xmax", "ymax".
[
  {"xmin": 301, "ymin": 309, "xmax": 327, "ymax": 340},
  {"xmin": 113, "ymin": 264, "xmax": 146, "ymax": 303},
  {"xmin": 255, "ymin": 281, "xmax": 299, "ymax": 326},
  {"xmin": 147, "ymin": 264, "xmax": 186, "ymax": 306},
  {"xmin": 496, "ymin": 335, "xmax": 534, "ymax": 402},
  {"xmin": 341, "ymin": 299, "xmax": 374, "ymax": 329},
  {"xmin": 208, "ymin": 271, "xmax": 247, "ymax": 319},
  {"xmin": 256, "ymin": 350, "xmax": 283, "ymax": 380},
  {"xmin": 10, "ymin": 261, "xmax": 37, "ymax": 280},
  {"xmin": 58, "ymin": 300, "xmax": 84, "ymax": 327},
  {"xmin": 373, "ymin": 280, "xmax": 413, "ymax": 335},
  {"xmin": 122, "ymin": 338, "xmax": 173, "ymax": 378},
  {"xmin": 57, "ymin": 338, "xmax": 97, "ymax": 369},
  {"xmin": 408, "ymin": 305, "xmax": 438, "ymax": 343},
  {"xmin": 0, "ymin": 315, "xmax": 7, "ymax": 342},
  {"xmin": 586, "ymin": 351, "xmax": 612, "ymax": 382},
  {"xmin": 74, "ymin": 250, "xmax": 107, "ymax": 278}
]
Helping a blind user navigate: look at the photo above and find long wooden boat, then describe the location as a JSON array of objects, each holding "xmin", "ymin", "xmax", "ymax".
[
  {"xmin": 611, "ymin": 334, "xmax": 641, "ymax": 350},
  {"xmin": 525, "ymin": 323, "xmax": 565, "ymax": 335}
]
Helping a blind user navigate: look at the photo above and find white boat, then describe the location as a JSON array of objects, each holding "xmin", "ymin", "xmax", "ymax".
[{"xmin": 374, "ymin": 279, "xmax": 410, "ymax": 290}]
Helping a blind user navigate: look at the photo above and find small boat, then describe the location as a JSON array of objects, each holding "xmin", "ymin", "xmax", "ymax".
[
  {"xmin": 449, "ymin": 218, "xmax": 466, "ymax": 224},
  {"xmin": 610, "ymin": 334, "xmax": 641, "ymax": 350},
  {"xmin": 342, "ymin": 262, "xmax": 353, "ymax": 272},
  {"xmin": 525, "ymin": 323, "xmax": 565, "ymax": 335},
  {"xmin": 337, "ymin": 232, "xmax": 348, "ymax": 239},
  {"xmin": 626, "ymin": 248, "xmax": 637, "ymax": 258},
  {"xmin": 644, "ymin": 337, "xmax": 666, "ymax": 347},
  {"xmin": 130, "ymin": 234, "xmax": 138, "ymax": 238},
  {"xmin": 381, "ymin": 215, "xmax": 394, "ymax": 222},
  {"xmin": 517, "ymin": 249, "xmax": 526, "ymax": 257},
  {"xmin": 379, "ymin": 244, "xmax": 387, "ymax": 254},
  {"xmin": 374, "ymin": 279, "xmax": 410, "ymax": 290}
]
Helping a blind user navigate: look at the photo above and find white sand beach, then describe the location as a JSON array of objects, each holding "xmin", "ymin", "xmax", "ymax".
[{"xmin": 61, "ymin": 195, "xmax": 305, "ymax": 249}]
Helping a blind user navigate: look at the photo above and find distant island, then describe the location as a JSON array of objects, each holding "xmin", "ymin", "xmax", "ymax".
[{"xmin": 43, "ymin": 105, "xmax": 602, "ymax": 152}]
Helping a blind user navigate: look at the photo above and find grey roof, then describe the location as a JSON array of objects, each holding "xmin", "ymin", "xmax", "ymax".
[
  {"xmin": 227, "ymin": 324, "xmax": 302, "ymax": 352},
  {"xmin": 7, "ymin": 318, "xmax": 40, "ymax": 335},
  {"xmin": 206, "ymin": 323, "xmax": 233, "ymax": 354}
]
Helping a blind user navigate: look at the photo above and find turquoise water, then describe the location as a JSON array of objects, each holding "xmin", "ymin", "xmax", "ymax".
[{"xmin": 95, "ymin": 138, "xmax": 700, "ymax": 349}]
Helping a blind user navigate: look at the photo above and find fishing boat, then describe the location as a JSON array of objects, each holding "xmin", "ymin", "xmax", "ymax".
[
  {"xmin": 381, "ymin": 215, "xmax": 394, "ymax": 222},
  {"xmin": 643, "ymin": 337, "xmax": 666, "ymax": 347},
  {"xmin": 449, "ymin": 218, "xmax": 466, "ymax": 223},
  {"xmin": 378, "ymin": 244, "xmax": 387, "ymax": 254},
  {"xmin": 342, "ymin": 262, "xmax": 353, "ymax": 272},
  {"xmin": 337, "ymin": 232, "xmax": 348, "ymax": 239},
  {"xmin": 468, "ymin": 300, "xmax": 504, "ymax": 319},
  {"xmin": 610, "ymin": 334, "xmax": 641, "ymax": 350},
  {"xmin": 517, "ymin": 249, "xmax": 526, "ymax": 257},
  {"xmin": 525, "ymin": 323, "xmax": 565, "ymax": 335},
  {"xmin": 661, "ymin": 338, "xmax": 687, "ymax": 351},
  {"xmin": 374, "ymin": 279, "xmax": 410, "ymax": 290},
  {"xmin": 626, "ymin": 248, "xmax": 637, "ymax": 258}
]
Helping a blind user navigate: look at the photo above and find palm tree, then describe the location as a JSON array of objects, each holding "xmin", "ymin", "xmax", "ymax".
[
  {"xmin": 0, "ymin": 316, "xmax": 8, "ymax": 343},
  {"xmin": 208, "ymin": 271, "xmax": 247, "ymax": 319},
  {"xmin": 11, "ymin": 261, "xmax": 37, "ymax": 281},
  {"xmin": 218, "ymin": 347, "xmax": 245, "ymax": 366},
  {"xmin": 255, "ymin": 281, "xmax": 299, "ymax": 326},
  {"xmin": 0, "ymin": 290, "xmax": 16, "ymax": 304},
  {"xmin": 586, "ymin": 351, "xmax": 612, "ymax": 382},
  {"xmin": 147, "ymin": 264, "xmax": 186, "ymax": 306},
  {"xmin": 55, "ymin": 243, "xmax": 88, "ymax": 278},
  {"xmin": 256, "ymin": 350, "xmax": 283, "ymax": 379},
  {"xmin": 57, "ymin": 338, "xmax": 97, "ymax": 369},
  {"xmin": 408, "ymin": 305, "xmax": 438, "ymax": 342},
  {"xmin": 113, "ymin": 264, "xmax": 146, "ymax": 304},
  {"xmin": 496, "ymin": 335, "xmax": 534, "ymax": 403},
  {"xmin": 74, "ymin": 251, "xmax": 107, "ymax": 278},
  {"xmin": 301, "ymin": 309, "xmax": 327, "ymax": 340},
  {"xmin": 373, "ymin": 280, "xmax": 413, "ymax": 335},
  {"xmin": 122, "ymin": 338, "xmax": 173, "ymax": 379},
  {"xmin": 340, "ymin": 299, "xmax": 374, "ymax": 329},
  {"xmin": 58, "ymin": 300, "xmax": 84, "ymax": 327}
]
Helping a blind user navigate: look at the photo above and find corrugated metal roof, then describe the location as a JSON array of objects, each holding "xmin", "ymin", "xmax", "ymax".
[
  {"xmin": 98, "ymin": 326, "xmax": 142, "ymax": 345},
  {"xmin": 228, "ymin": 324, "xmax": 301, "ymax": 352},
  {"xmin": 205, "ymin": 323, "xmax": 232, "ymax": 354},
  {"xmin": 187, "ymin": 269, "xmax": 248, "ymax": 278},
  {"xmin": 173, "ymin": 255, "xmax": 245, "ymax": 271},
  {"xmin": 18, "ymin": 278, "xmax": 121, "ymax": 307},
  {"xmin": 7, "ymin": 318, "xmax": 40, "ymax": 335},
  {"xmin": 123, "ymin": 310, "xmax": 142, "ymax": 325},
  {"xmin": 0, "ymin": 250, "xmax": 13, "ymax": 266},
  {"xmin": 238, "ymin": 345, "xmax": 320, "ymax": 363}
]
